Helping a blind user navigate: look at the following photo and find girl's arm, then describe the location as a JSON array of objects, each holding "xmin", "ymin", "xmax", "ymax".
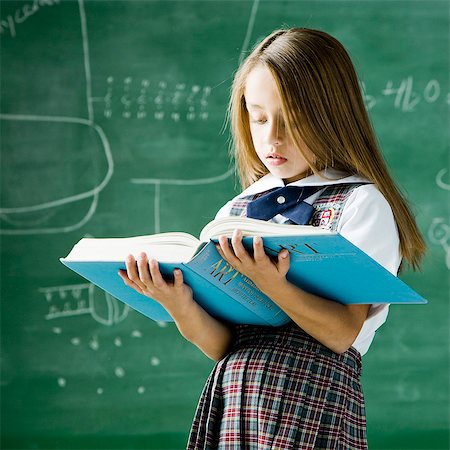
[
  {"xmin": 118, "ymin": 253, "xmax": 233, "ymax": 361},
  {"xmin": 217, "ymin": 230, "xmax": 371, "ymax": 355}
]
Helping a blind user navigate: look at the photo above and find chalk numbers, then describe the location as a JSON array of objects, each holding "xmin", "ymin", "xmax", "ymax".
[
  {"xmin": 95, "ymin": 77, "xmax": 211, "ymax": 122},
  {"xmin": 362, "ymin": 77, "xmax": 448, "ymax": 112}
]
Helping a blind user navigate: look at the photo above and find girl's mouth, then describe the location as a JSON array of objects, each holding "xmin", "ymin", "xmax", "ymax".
[{"xmin": 266, "ymin": 153, "xmax": 287, "ymax": 166}]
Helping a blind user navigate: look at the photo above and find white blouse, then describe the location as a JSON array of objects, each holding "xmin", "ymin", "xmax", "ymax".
[{"xmin": 215, "ymin": 168, "xmax": 402, "ymax": 356}]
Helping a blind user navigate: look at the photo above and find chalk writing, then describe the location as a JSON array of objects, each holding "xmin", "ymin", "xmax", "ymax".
[
  {"xmin": 362, "ymin": 77, "xmax": 448, "ymax": 112},
  {"xmin": 94, "ymin": 77, "xmax": 211, "ymax": 122},
  {"xmin": 0, "ymin": 0, "xmax": 60, "ymax": 38}
]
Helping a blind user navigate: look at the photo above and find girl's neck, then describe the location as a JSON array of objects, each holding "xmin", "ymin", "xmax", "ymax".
[{"xmin": 283, "ymin": 168, "xmax": 314, "ymax": 185}]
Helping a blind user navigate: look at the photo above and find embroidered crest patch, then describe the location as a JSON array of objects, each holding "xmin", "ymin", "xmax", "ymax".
[{"xmin": 311, "ymin": 207, "xmax": 336, "ymax": 228}]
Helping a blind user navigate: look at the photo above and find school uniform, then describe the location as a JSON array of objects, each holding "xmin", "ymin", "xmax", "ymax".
[{"xmin": 187, "ymin": 168, "xmax": 401, "ymax": 450}]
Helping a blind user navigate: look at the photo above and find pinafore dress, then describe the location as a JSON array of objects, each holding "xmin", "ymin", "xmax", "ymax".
[{"xmin": 187, "ymin": 183, "xmax": 368, "ymax": 450}]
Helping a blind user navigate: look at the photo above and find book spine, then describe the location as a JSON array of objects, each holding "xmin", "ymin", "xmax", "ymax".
[{"xmin": 187, "ymin": 241, "xmax": 290, "ymax": 324}]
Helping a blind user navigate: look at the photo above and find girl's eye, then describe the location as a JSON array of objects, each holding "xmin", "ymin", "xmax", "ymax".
[{"xmin": 250, "ymin": 117, "xmax": 267, "ymax": 124}]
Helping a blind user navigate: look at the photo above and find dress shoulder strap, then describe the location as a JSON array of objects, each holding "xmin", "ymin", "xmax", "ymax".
[{"xmin": 310, "ymin": 182, "xmax": 370, "ymax": 231}]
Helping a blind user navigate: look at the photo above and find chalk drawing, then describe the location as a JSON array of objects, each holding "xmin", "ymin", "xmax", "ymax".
[
  {"xmin": 0, "ymin": 0, "xmax": 113, "ymax": 235},
  {"xmin": 429, "ymin": 218, "xmax": 450, "ymax": 270},
  {"xmin": 114, "ymin": 367, "xmax": 125, "ymax": 378},
  {"xmin": 89, "ymin": 335, "xmax": 99, "ymax": 351},
  {"xmin": 0, "ymin": 117, "xmax": 112, "ymax": 235},
  {"xmin": 40, "ymin": 283, "xmax": 129, "ymax": 326},
  {"xmin": 150, "ymin": 356, "xmax": 160, "ymax": 367},
  {"xmin": 428, "ymin": 168, "xmax": 450, "ymax": 269},
  {"xmin": 71, "ymin": 337, "xmax": 81, "ymax": 346},
  {"xmin": 436, "ymin": 168, "xmax": 450, "ymax": 191}
]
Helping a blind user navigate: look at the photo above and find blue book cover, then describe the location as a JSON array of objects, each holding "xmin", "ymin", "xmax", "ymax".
[{"xmin": 60, "ymin": 226, "xmax": 426, "ymax": 327}]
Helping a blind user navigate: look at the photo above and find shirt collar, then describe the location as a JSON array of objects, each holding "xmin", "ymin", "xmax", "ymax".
[{"xmin": 237, "ymin": 168, "xmax": 370, "ymax": 198}]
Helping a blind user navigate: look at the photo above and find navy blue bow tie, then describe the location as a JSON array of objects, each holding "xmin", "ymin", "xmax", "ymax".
[{"xmin": 246, "ymin": 185, "xmax": 323, "ymax": 225}]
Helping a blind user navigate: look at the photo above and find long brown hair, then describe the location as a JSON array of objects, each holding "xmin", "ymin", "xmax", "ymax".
[{"xmin": 228, "ymin": 27, "xmax": 426, "ymax": 271}]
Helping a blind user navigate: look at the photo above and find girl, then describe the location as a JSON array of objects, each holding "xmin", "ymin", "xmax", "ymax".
[{"xmin": 119, "ymin": 28, "xmax": 426, "ymax": 449}]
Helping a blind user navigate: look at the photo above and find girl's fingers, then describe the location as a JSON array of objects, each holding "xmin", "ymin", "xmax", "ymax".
[
  {"xmin": 125, "ymin": 255, "xmax": 149, "ymax": 290},
  {"xmin": 253, "ymin": 236, "xmax": 267, "ymax": 262},
  {"xmin": 218, "ymin": 235, "xmax": 240, "ymax": 266},
  {"xmin": 137, "ymin": 252, "xmax": 152, "ymax": 285},
  {"xmin": 125, "ymin": 254, "xmax": 143, "ymax": 287},
  {"xmin": 173, "ymin": 268, "xmax": 184, "ymax": 288},
  {"xmin": 148, "ymin": 258, "xmax": 166, "ymax": 289},
  {"xmin": 231, "ymin": 229, "xmax": 251, "ymax": 263},
  {"xmin": 277, "ymin": 249, "xmax": 290, "ymax": 275}
]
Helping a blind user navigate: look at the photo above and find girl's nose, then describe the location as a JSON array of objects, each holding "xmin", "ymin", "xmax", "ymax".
[{"xmin": 265, "ymin": 118, "xmax": 285, "ymax": 146}]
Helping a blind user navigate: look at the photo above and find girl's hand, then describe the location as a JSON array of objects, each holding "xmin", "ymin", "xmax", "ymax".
[
  {"xmin": 118, "ymin": 252, "xmax": 193, "ymax": 313},
  {"xmin": 216, "ymin": 229, "xmax": 290, "ymax": 296},
  {"xmin": 119, "ymin": 252, "xmax": 233, "ymax": 360}
]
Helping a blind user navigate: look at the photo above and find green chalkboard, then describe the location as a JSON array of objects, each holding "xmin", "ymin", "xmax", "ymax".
[{"xmin": 1, "ymin": 1, "xmax": 448, "ymax": 449}]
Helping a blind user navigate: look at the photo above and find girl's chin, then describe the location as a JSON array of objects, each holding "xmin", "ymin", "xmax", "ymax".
[{"xmin": 267, "ymin": 168, "xmax": 309, "ymax": 183}]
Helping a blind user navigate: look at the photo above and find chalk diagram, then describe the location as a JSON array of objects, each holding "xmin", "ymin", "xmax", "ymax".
[
  {"xmin": 40, "ymin": 282, "xmax": 130, "ymax": 326},
  {"xmin": 428, "ymin": 167, "xmax": 450, "ymax": 270},
  {"xmin": 38, "ymin": 280, "xmax": 169, "ymax": 396},
  {"xmin": 0, "ymin": 1, "xmax": 113, "ymax": 235}
]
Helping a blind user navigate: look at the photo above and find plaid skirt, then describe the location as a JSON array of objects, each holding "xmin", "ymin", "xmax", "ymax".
[{"xmin": 187, "ymin": 323, "xmax": 367, "ymax": 450}]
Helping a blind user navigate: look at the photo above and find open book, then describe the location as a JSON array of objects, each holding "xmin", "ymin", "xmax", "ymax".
[{"xmin": 60, "ymin": 217, "xmax": 426, "ymax": 326}]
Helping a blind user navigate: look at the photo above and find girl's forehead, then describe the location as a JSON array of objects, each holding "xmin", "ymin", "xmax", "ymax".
[
  {"xmin": 244, "ymin": 66, "xmax": 282, "ymax": 108},
  {"xmin": 245, "ymin": 65, "xmax": 275, "ymax": 87}
]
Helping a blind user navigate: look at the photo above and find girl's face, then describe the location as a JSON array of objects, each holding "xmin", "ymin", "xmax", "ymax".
[{"xmin": 244, "ymin": 65, "xmax": 312, "ymax": 183}]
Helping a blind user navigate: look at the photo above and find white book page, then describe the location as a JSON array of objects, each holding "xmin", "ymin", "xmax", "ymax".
[
  {"xmin": 199, "ymin": 217, "xmax": 332, "ymax": 241},
  {"xmin": 63, "ymin": 233, "xmax": 200, "ymax": 263}
]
